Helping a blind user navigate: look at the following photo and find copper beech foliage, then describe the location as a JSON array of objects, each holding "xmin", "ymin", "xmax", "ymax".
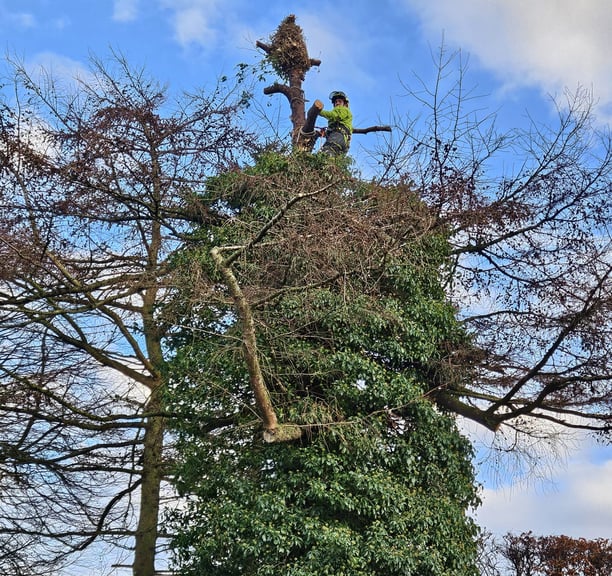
[{"xmin": 498, "ymin": 532, "xmax": 612, "ymax": 576}]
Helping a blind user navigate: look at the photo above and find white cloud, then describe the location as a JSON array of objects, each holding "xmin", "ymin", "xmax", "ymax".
[
  {"xmin": 403, "ymin": 0, "xmax": 612, "ymax": 124},
  {"xmin": 461, "ymin": 415, "xmax": 612, "ymax": 539},
  {"xmin": 113, "ymin": 0, "xmax": 139, "ymax": 22},
  {"xmin": 25, "ymin": 52, "xmax": 93, "ymax": 89},
  {"xmin": 6, "ymin": 11, "xmax": 36, "ymax": 29},
  {"xmin": 296, "ymin": 11, "xmax": 373, "ymax": 92},
  {"xmin": 475, "ymin": 452, "xmax": 612, "ymax": 539},
  {"xmin": 158, "ymin": 0, "xmax": 223, "ymax": 47}
]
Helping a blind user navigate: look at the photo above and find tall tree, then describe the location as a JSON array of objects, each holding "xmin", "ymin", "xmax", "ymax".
[
  {"xmin": 165, "ymin": 13, "xmax": 612, "ymax": 574},
  {"xmin": 0, "ymin": 54, "xmax": 257, "ymax": 575},
  {"xmin": 166, "ymin": 151, "xmax": 481, "ymax": 574},
  {"xmin": 2, "ymin": 11, "xmax": 610, "ymax": 575},
  {"xmin": 252, "ymin": 18, "xmax": 612, "ymax": 444}
]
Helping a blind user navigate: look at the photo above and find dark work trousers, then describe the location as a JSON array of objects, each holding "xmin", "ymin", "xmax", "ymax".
[{"xmin": 321, "ymin": 128, "xmax": 350, "ymax": 156}]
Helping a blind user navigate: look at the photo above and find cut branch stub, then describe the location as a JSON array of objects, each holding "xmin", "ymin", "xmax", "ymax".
[
  {"xmin": 352, "ymin": 125, "xmax": 392, "ymax": 134},
  {"xmin": 262, "ymin": 424, "xmax": 303, "ymax": 443},
  {"xmin": 295, "ymin": 102, "xmax": 323, "ymax": 152}
]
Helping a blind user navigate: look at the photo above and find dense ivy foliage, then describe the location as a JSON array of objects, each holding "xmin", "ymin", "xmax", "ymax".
[{"xmin": 165, "ymin": 153, "xmax": 480, "ymax": 575}]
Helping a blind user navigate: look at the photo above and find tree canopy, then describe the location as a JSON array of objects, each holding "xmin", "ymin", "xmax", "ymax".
[
  {"xmin": 249, "ymin": 15, "xmax": 612, "ymax": 441},
  {"xmin": 165, "ymin": 152, "xmax": 481, "ymax": 574},
  {"xmin": 164, "ymin": 14, "xmax": 612, "ymax": 574},
  {"xmin": 479, "ymin": 531, "xmax": 612, "ymax": 576}
]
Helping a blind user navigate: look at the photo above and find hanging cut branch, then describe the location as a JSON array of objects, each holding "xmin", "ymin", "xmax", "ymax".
[
  {"xmin": 211, "ymin": 246, "xmax": 303, "ymax": 443},
  {"xmin": 209, "ymin": 182, "xmax": 338, "ymax": 442}
]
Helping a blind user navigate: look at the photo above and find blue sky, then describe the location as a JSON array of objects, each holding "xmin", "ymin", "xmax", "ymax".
[{"xmin": 2, "ymin": 0, "xmax": 611, "ymax": 567}]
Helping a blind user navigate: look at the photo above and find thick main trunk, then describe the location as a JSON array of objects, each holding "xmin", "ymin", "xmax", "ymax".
[
  {"xmin": 133, "ymin": 262, "xmax": 165, "ymax": 576},
  {"xmin": 133, "ymin": 384, "xmax": 164, "ymax": 576}
]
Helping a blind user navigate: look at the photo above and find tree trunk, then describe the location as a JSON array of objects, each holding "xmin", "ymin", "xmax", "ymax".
[
  {"xmin": 134, "ymin": 249, "xmax": 165, "ymax": 576},
  {"xmin": 133, "ymin": 385, "xmax": 164, "ymax": 576},
  {"xmin": 295, "ymin": 102, "xmax": 323, "ymax": 152}
]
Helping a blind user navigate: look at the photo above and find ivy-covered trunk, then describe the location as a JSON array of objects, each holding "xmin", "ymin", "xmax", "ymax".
[{"xmin": 165, "ymin": 153, "xmax": 481, "ymax": 575}]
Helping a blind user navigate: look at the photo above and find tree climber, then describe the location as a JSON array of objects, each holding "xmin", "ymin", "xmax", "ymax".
[{"xmin": 314, "ymin": 91, "xmax": 353, "ymax": 156}]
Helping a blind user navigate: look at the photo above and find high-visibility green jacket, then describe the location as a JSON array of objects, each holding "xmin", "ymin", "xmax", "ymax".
[{"xmin": 320, "ymin": 105, "xmax": 353, "ymax": 134}]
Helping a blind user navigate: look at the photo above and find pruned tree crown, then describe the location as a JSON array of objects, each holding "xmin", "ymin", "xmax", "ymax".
[{"xmin": 267, "ymin": 15, "xmax": 313, "ymax": 81}]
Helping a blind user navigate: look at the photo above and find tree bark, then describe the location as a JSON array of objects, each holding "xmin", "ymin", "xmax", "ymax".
[
  {"xmin": 352, "ymin": 125, "xmax": 392, "ymax": 134},
  {"xmin": 133, "ymin": 221, "xmax": 166, "ymax": 576},
  {"xmin": 295, "ymin": 102, "xmax": 324, "ymax": 152},
  {"xmin": 210, "ymin": 247, "xmax": 280, "ymax": 435},
  {"xmin": 133, "ymin": 389, "xmax": 164, "ymax": 576}
]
